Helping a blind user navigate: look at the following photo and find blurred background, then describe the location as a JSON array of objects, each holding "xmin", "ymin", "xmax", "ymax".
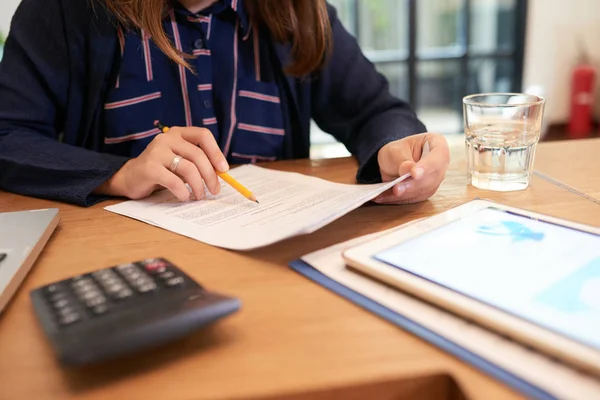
[
  {"xmin": 311, "ymin": 0, "xmax": 600, "ymax": 158},
  {"xmin": 1, "ymin": 0, "xmax": 599, "ymax": 158}
]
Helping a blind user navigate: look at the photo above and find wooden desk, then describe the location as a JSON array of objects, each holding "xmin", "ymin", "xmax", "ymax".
[
  {"xmin": 534, "ymin": 138, "xmax": 600, "ymax": 203},
  {"xmin": 0, "ymin": 144, "xmax": 598, "ymax": 400}
]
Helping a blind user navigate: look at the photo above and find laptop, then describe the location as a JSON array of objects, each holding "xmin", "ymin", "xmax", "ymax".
[{"xmin": 0, "ymin": 208, "xmax": 60, "ymax": 313}]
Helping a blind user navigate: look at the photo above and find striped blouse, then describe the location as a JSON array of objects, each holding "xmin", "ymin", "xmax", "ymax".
[{"xmin": 102, "ymin": 0, "xmax": 284, "ymax": 164}]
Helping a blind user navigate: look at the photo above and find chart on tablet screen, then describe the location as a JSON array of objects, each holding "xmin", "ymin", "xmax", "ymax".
[{"xmin": 374, "ymin": 207, "xmax": 600, "ymax": 350}]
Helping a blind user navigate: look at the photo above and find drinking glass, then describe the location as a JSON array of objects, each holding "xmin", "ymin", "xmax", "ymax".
[{"xmin": 463, "ymin": 93, "xmax": 546, "ymax": 191}]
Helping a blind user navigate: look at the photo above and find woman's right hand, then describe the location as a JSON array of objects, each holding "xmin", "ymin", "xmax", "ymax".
[{"xmin": 95, "ymin": 127, "xmax": 229, "ymax": 202}]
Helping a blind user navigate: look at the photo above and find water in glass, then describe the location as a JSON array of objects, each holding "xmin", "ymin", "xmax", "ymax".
[{"xmin": 466, "ymin": 121, "xmax": 539, "ymax": 191}]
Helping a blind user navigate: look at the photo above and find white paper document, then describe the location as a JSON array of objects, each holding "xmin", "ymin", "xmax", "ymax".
[
  {"xmin": 300, "ymin": 224, "xmax": 600, "ymax": 400},
  {"xmin": 105, "ymin": 165, "xmax": 409, "ymax": 250}
]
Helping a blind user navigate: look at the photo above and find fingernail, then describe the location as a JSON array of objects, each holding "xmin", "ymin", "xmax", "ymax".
[
  {"xmin": 395, "ymin": 184, "xmax": 407, "ymax": 196},
  {"xmin": 217, "ymin": 161, "xmax": 229, "ymax": 172},
  {"xmin": 414, "ymin": 167, "xmax": 425, "ymax": 180},
  {"xmin": 189, "ymin": 193, "xmax": 196, "ymax": 201}
]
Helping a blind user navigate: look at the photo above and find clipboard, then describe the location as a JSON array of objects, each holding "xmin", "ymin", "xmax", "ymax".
[{"xmin": 289, "ymin": 259, "xmax": 555, "ymax": 400}]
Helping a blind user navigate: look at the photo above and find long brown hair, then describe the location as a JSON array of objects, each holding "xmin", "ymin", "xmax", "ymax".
[{"xmin": 102, "ymin": 0, "xmax": 332, "ymax": 76}]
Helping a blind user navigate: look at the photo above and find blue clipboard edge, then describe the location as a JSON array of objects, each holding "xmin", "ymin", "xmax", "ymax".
[{"xmin": 289, "ymin": 259, "xmax": 555, "ymax": 400}]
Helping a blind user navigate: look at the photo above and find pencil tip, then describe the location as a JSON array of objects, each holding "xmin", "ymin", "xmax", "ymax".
[{"xmin": 255, "ymin": 200, "xmax": 260, "ymax": 204}]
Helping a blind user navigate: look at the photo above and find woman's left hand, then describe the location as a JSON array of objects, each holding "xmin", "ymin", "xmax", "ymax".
[{"xmin": 374, "ymin": 133, "xmax": 450, "ymax": 204}]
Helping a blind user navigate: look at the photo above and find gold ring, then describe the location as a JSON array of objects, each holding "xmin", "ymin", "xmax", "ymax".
[{"xmin": 169, "ymin": 155, "xmax": 184, "ymax": 173}]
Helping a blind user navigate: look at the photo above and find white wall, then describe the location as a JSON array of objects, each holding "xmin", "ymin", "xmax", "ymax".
[
  {"xmin": 0, "ymin": 0, "xmax": 20, "ymax": 35},
  {"xmin": 522, "ymin": 0, "xmax": 600, "ymax": 125}
]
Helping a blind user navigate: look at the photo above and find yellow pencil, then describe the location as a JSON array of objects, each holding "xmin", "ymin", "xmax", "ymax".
[
  {"xmin": 216, "ymin": 171, "xmax": 258, "ymax": 203},
  {"xmin": 154, "ymin": 121, "xmax": 259, "ymax": 204}
]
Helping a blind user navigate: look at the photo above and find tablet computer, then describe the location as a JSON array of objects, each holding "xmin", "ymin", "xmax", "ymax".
[{"xmin": 342, "ymin": 199, "xmax": 600, "ymax": 376}]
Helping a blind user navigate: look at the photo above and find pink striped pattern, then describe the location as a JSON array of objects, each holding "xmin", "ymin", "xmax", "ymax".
[
  {"xmin": 141, "ymin": 29, "xmax": 153, "ymax": 82},
  {"xmin": 231, "ymin": 152, "xmax": 276, "ymax": 163},
  {"xmin": 238, "ymin": 123, "xmax": 284, "ymax": 136},
  {"xmin": 242, "ymin": 20, "xmax": 252, "ymax": 41},
  {"xmin": 197, "ymin": 84, "xmax": 213, "ymax": 91},
  {"xmin": 104, "ymin": 92, "xmax": 161, "ymax": 110},
  {"xmin": 231, "ymin": 0, "xmax": 238, "ymax": 11},
  {"xmin": 170, "ymin": 11, "xmax": 193, "ymax": 127},
  {"xmin": 253, "ymin": 25, "xmax": 261, "ymax": 81},
  {"xmin": 203, "ymin": 117, "xmax": 218, "ymax": 125},
  {"xmin": 116, "ymin": 26, "xmax": 126, "ymax": 88},
  {"xmin": 223, "ymin": 21, "xmax": 240, "ymax": 156},
  {"xmin": 187, "ymin": 15, "xmax": 210, "ymax": 23},
  {"xmin": 207, "ymin": 14, "xmax": 213, "ymax": 40},
  {"xmin": 193, "ymin": 49, "xmax": 211, "ymax": 56},
  {"xmin": 104, "ymin": 128, "xmax": 160, "ymax": 144},
  {"xmin": 239, "ymin": 90, "xmax": 280, "ymax": 103}
]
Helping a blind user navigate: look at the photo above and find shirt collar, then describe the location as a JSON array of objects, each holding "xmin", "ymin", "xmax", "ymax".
[
  {"xmin": 225, "ymin": 0, "xmax": 251, "ymax": 36},
  {"xmin": 173, "ymin": 0, "xmax": 251, "ymax": 36}
]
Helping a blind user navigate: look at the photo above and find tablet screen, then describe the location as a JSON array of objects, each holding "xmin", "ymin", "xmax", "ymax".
[{"xmin": 374, "ymin": 207, "xmax": 600, "ymax": 351}]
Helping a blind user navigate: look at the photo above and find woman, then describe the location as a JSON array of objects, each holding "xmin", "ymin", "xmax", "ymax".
[{"xmin": 0, "ymin": 0, "xmax": 449, "ymax": 206}]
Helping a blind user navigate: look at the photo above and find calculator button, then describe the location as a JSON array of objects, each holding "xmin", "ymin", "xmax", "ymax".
[
  {"xmin": 137, "ymin": 282, "xmax": 157, "ymax": 293},
  {"xmin": 58, "ymin": 312, "xmax": 81, "ymax": 326},
  {"xmin": 165, "ymin": 277, "xmax": 185, "ymax": 287},
  {"xmin": 76, "ymin": 283, "xmax": 100, "ymax": 292},
  {"xmin": 119, "ymin": 264, "xmax": 141, "ymax": 272},
  {"xmin": 49, "ymin": 292, "xmax": 69, "ymax": 302},
  {"xmin": 44, "ymin": 284, "xmax": 60, "ymax": 295},
  {"xmin": 80, "ymin": 287, "xmax": 100, "ymax": 297},
  {"xmin": 57, "ymin": 306, "xmax": 77, "ymax": 316},
  {"xmin": 74, "ymin": 286, "xmax": 101, "ymax": 297},
  {"xmin": 80, "ymin": 291, "xmax": 103, "ymax": 301},
  {"xmin": 158, "ymin": 271, "xmax": 176, "ymax": 280},
  {"xmin": 127, "ymin": 273, "xmax": 146, "ymax": 283},
  {"xmin": 71, "ymin": 279, "xmax": 93, "ymax": 288},
  {"xmin": 100, "ymin": 279, "xmax": 122, "ymax": 289},
  {"xmin": 92, "ymin": 304, "xmax": 109, "ymax": 315},
  {"xmin": 93, "ymin": 271, "xmax": 117, "ymax": 280},
  {"xmin": 97, "ymin": 272, "xmax": 121, "ymax": 282},
  {"xmin": 84, "ymin": 296, "xmax": 106, "ymax": 308},
  {"xmin": 113, "ymin": 288, "xmax": 134, "ymax": 300},
  {"xmin": 75, "ymin": 283, "xmax": 95, "ymax": 292},
  {"xmin": 117, "ymin": 266, "xmax": 147, "ymax": 279},
  {"xmin": 108, "ymin": 282, "xmax": 125, "ymax": 290},
  {"xmin": 53, "ymin": 299, "xmax": 70, "ymax": 309},
  {"xmin": 143, "ymin": 259, "xmax": 168, "ymax": 272},
  {"xmin": 132, "ymin": 277, "xmax": 150, "ymax": 286},
  {"xmin": 152, "ymin": 266, "xmax": 167, "ymax": 274},
  {"xmin": 79, "ymin": 290, "xmax": 101, "ymax": 300},
  {"xmin": 119, "ymin": 265, "xmax": 137, "ymax": 273},
  {"xmin": 119, "ymin": 269, "xmax": 136, "ymax": 277}
]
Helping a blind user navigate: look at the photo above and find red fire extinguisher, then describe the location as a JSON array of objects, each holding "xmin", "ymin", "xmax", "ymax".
[{"xmin": 568, "ymin": 53, "xmax": 596, "ymax": 139}]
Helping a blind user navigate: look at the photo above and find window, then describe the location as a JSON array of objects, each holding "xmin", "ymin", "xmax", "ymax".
[{"xmin": 311, "ymin": 0, "xmax": 528, "ymax": 158}]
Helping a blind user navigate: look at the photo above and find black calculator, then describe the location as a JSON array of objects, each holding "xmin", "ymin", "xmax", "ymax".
[{"xmin": 30, "ymin": 258, "xmax": 240, "ymax": 366}]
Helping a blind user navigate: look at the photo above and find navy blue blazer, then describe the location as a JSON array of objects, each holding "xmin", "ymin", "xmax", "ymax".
[{"xmin": 0, "ymin": 0, "xmax": 426, "ymax": 206}]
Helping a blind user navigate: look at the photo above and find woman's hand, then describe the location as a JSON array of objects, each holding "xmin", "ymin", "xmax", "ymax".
[
  {"xmin": 374, "ymin": 133, "xmax": 450, "ymax": 204},
  {"xmin": 96, "ymin": 127, "xmax": 229, "ymax": 202}
]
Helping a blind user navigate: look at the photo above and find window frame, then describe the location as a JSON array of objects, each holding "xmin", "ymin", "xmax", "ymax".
[{"xmin": 345, "ymin": 0, "xmax": 529, "ymax": 109}]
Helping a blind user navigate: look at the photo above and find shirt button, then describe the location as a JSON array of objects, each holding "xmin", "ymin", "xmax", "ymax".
[
  {"xmin": 203, "ymin": 100, "xmax": 212, "ymax": 109},
  {"xmin": 194, "ymin": 38, "xmax": 205, "ymax": 49}
]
